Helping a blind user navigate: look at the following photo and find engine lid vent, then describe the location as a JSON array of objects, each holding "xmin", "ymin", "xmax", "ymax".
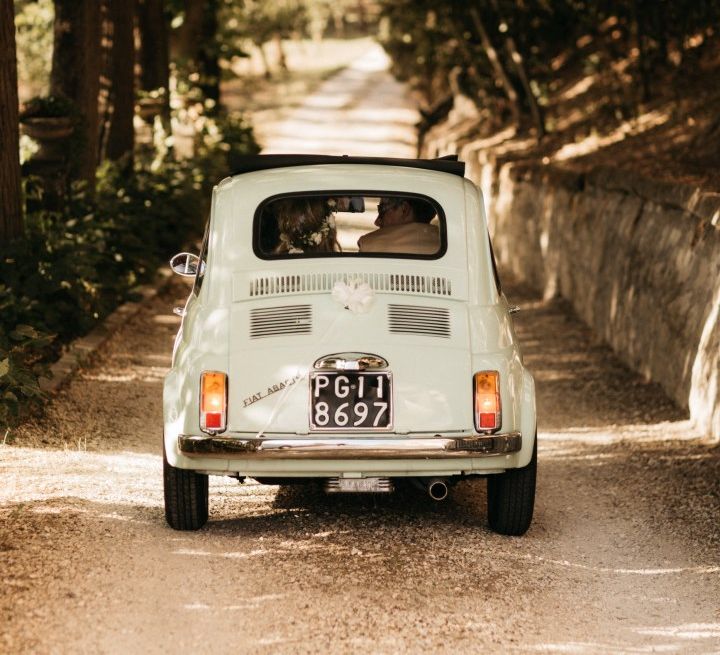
[
  {"xmin": 249, "ymin": 273, "xmax": 452, "ymax": 298},
  {"xmin": 250, "ymin": 305, "xmax": 312, "ymax": 339},
  {"xmin": 388, "ymin": 304, "xmax": 451, "ymax": 338}
]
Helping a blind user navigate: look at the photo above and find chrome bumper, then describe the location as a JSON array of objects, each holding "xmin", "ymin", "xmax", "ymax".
[{"xmin": 177, "ymin": 432, "xmax": 521, "ymax": 460}]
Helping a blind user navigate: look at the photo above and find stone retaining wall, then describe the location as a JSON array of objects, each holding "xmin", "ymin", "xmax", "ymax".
[{"xmin": 425, "ymin": 131, "xmax": 720, "ymax": 440}]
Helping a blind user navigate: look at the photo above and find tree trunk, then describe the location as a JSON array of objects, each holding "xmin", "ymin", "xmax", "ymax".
[
  {"xmin": 0, "ymin": 0, "xmax": 23, "ymax": 242},
  {"xmin": 273, "ymin": 33, "xmax": 288, "ymax": 72},
  {"xmin": 256, "ymin": 41, "xmax": 272, "ymax": 80},
  {"xmin": 447, "ymin": 16, "xmax": 489, "ymax": 109},
  {"xmin": 198, "ymin": 0, "xmax": 220, "ymax": 109},
  {"xmin": 503, "ymin": 33, "xmax": 545, "ymax": 138},
  {"xmin": 178, "ymin": 0, "xmax": 204, "ymax": 62},
  {"xmin": 468, "ymin": 7, "xmax": 520, "ymax": 125},
  {"xmin": 331, "ymin": 8, "xmax": 344, "ymax": 37},
  {"xmin": 178, "ymin": 0, "xmax": 220, "ymax": 108},
  {"xmin": 485, "ymin": 0, "xmax": 546, "ymax": 138},
  {"xmin": 137, "ymin": 0, "xmax": 170, "ymax": 112},
  {"xmin": 51, "ymin": 0, "xmax": 101, "ymax": 188},
  {"xmin": 106, "ymin": 0, "xmax": 135, "ymax": 163},
  {"xmin": 137, "ymin": 0, "xmax": 171, "ymax": 140},
  {"xmin": 631, "ymin": 0, "xmax": 651, "ymax": 102},
  {"xmin": 97, "ymin": 0, "xmax": 112, "ymax": 159}
]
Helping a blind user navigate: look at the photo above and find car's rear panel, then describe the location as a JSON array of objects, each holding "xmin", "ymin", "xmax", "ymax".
[
  {"xmin": 164, "ymin": 164, "xmax": 535, "ymax": 475},
  {"xmin": 227, "ymin": 292, "xmax": 472, "ymax": 435}
]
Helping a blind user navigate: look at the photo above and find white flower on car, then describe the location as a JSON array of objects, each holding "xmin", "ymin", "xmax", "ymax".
[{"xmin": 332, "ymin": 279, "xmax": 375, "ymax": 314}]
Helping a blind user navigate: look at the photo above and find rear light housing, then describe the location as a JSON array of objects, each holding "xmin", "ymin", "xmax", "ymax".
[
  {"xmin": 474, "ymin": 371, "xmax": 501, "ymax": 433},
  {"xmin": 200, "ymin": 371, "xmax": 227, "ymax": 434}
]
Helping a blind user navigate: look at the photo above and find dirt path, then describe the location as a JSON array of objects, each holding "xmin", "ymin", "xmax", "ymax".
[
  {"xmin": 255, "ymin": 43, "xmax": 418, "ymax": 156},
  {"xmin": 2, "ymin": 45, "xmax": 720, "ymax": 655}
]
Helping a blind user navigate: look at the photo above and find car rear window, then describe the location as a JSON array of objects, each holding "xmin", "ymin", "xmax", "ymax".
[{"xmin": 254, "ymin": 193, "xmax": 446, "ymax": 259}]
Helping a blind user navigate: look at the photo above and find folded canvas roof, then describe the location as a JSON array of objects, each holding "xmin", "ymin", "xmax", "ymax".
[{"xmin": 231, "ymin": 154, "xmax": 465, "ymax": 178}]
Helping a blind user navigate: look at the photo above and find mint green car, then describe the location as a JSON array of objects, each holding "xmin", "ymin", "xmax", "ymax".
[{"xmin": 164, "ymin": 155, "xmax": 537, "ymax": 534}]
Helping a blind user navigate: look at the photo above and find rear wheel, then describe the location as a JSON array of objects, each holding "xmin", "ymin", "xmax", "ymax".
[
  {"xmin": 163, "ymin": 445, "xmax": 209, "ymax": 530},
  {"xmin": 487, "ymin": 436, "xmax": 537, "ymax": 536}
]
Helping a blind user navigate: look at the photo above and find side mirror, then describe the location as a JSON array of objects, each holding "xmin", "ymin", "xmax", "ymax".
[{"xmin": 170, "ymin": 252, "xmax": 202, "ymax": 277}]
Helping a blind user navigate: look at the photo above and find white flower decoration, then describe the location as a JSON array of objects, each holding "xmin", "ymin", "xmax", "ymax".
[
  {"xmin": 279, "ymin": 209, "xmax": 335, "ymax": 253},
  {"xmin": 332, "ymin": 279, "xmax": 375, "ymax": 314}
]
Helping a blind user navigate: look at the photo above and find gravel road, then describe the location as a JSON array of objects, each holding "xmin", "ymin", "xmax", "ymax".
[{"xmin": 2, "ymin": 44, "xmax": 719, "ymax": 654}]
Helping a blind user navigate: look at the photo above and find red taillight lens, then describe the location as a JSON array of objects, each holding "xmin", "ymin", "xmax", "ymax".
[
  {"xmin": 200, "ymin": 371, "xmax": 227, "ymax": 433},
  {"xmin": 474, "ymin": 371, "xmax": 501, "ymax": 433}
]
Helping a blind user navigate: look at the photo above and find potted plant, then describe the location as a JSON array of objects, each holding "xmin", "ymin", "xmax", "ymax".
[{"xmin": 19, "ymin": 95, "xmax": 77, "ymax": 161}]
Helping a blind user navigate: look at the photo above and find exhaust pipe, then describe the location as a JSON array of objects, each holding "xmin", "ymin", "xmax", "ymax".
[
  {"xmin": 410, "ymin": 477, "xmax": 450, "ymax": 500},
  {"xmin": 427, "ymin": 479, "xmax": 449, "ymax": 501}
]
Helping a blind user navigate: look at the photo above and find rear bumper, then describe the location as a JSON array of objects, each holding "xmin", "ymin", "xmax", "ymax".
[{"xmin": 177, "ymin": 432, "xmax": 521, "ymax": 460}]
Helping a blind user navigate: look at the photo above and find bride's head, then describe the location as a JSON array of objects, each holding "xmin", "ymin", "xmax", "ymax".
[{"xmin": 275, "ymin": 198, "xmax": 339, "ymax": 254}]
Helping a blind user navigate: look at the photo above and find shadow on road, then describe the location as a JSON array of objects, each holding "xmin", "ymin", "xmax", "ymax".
[{"xmin": 505, "ymin": 275, "xmax": 688, "ymax": 432}]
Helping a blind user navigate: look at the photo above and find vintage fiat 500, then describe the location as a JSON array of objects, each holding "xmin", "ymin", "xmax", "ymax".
[{"xmin": 164, "ymin": 154, "xmax": 536, "ymax": 535}]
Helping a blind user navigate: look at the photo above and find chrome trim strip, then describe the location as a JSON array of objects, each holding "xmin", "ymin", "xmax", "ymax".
[
  {"xmin": 178, "ymin": 432, "xmax": 521, "ymax": 459},
  {"xmin": 313, "ymin": 352, "xmax": 388, "ymax": 371}
]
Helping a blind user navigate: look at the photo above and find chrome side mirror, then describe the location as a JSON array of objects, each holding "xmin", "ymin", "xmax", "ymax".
[{"xmin": 170, "ymin": 252, "xmax": 203, "ymax": 277}]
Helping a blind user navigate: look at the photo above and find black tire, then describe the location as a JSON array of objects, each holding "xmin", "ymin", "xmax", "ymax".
[
  {"xmin": 487, "ymin": 436, "xmax": 537, "ymax": 536},
  {"xmin": 163, "ymin": 446, "xmax": 209, "ymax": 530}
]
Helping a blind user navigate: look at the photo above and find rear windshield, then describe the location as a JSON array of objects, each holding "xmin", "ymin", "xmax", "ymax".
[{"xmin": 254, "ymin": 193, "xmax": 446, "ymax": 259}]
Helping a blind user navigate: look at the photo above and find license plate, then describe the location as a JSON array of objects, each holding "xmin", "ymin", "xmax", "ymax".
[
  {"xmin": 309, "ymin": 372, "xmax": 392, "ymax": 431},
  {"xmin": 325, "ymin": 477, "xmax": 394, "ymax": 493}
]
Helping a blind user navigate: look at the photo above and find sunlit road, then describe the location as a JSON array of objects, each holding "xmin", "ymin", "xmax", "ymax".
[
  {"xmin": 257, "ymin": 44, "xmax": 418, "ymax": 157},
  {"xmin": 2, "ymin": 44, "xmax": 720, "ymax": 654}
]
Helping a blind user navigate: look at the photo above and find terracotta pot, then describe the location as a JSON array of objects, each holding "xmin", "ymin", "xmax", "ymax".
[{"xmin": 21, "ymin": 117, "xmax": 74, "ymax": 163}]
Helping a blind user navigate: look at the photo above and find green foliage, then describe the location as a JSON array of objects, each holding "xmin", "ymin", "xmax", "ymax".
[
  {"xmin": 223, "ymin": 0, "xmax": 308, "ymax": 46},
  {"xmin": 379, "ymin": 0, "xmax": 720, "ymax": 120},
  {"xmin": 0, "ymin": 321, "xmax": 53, "ymax": 428},
  {"xmin": 208, "ymin": 114, "xmax": 262, "ymax": 172},
  {"xmin": 14, "ymin": 0, "xmax": 54, "ymax": 99},
  {"xmin": 1, "ymin": 120, "xmax": 260, "ymax": 428}
]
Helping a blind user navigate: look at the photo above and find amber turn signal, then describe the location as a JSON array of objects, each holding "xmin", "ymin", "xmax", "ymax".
[
  {"xmin": 474, "ymin": 371, "xmax": 500, "ymax": 433},
  {"xmin": 200, "ymin": 371, "xmax": 227, "ymax": 433}
]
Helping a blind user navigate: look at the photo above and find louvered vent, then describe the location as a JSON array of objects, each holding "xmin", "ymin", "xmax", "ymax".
[
  {"xmin": 249, "ymin": 273, "xmax": 452, "ymax": 298},
  {"xmin": 250, "ymin": 305, "xmax": 312, "ymax": 339},
  {"xmin": 388, "ymin": 304, "xmax": 451, "ymax": 338}
]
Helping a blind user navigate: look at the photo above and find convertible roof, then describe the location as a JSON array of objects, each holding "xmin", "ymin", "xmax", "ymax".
[{"xmin": 231, "ymin": 154, "xmax": 466, "ymax": 178}]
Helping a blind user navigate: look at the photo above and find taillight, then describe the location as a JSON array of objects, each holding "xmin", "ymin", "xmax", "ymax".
[
  {"xmin": 474, "ymin": 371, "xmax": 501, "ymax": 433},
  {"xmin": 200, "ymin": 371, "xmax": 227, "ymax": 433}
]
